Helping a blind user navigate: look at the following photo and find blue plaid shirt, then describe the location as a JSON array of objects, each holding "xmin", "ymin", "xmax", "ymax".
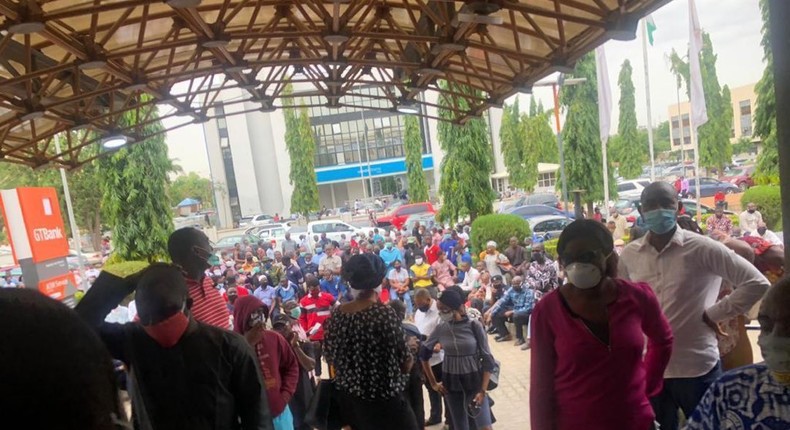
[{"xmin": 490, "ymin": 286, "xmax": 537, "ymax": 315}]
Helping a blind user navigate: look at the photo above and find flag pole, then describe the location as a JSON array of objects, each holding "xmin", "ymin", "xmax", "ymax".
[
  {"xmin": 595, "ymin": 47, "xmax": 612, "ymax": 209},
  {"xmin": 642, "ymin": 20, "xmax": 657, "ymax": 182},
  {"xmin": 690, "ymin": 118, "xmax": 702, "ymax": 221}
]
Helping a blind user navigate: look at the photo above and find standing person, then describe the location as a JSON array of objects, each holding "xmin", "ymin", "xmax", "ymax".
[
  {"xmin": 608, "ymin": 208, "xmax": 628, "ymax": 241},
  {"xmin": 431, "ymin": 252, "xmax": 457, "ymax": 291},
  {"xmin": 413, "ymin": 288, "xmax": 448, "ymax": 428},
  {"xmin": 274, "ymin": 278, "xmax": 299, "ymax": 312},
  {"xmin": 685, "ymin": 276, "xmax": 790, "ymax": 429},
  {"xmin": 281, "ymin": 233, "xmax": 298, "ymax": 256},
  {"xmin": 681, "ymin": 175, "xmax": 690, "ymax": 198},
  {"xmin": 387, "ymin": 259, "xmax": 413, "ymax": 319},
  {"xmin": 504, "ymin": 236, "xmax": 526, "ymax": 269},
  {"xmin": 323, "ymin": 254, "xmax": 419, "ymax": 430},
  {"xmin": 233, "ymin": 297, "xmax": 299, "ymax": 430},
  {"xmin": 593, "ymin": 206, "xmax": 603, "ymax": 222},
  {"xmin": 485, "ymin": 275, "xmax": 536, "ymax": 347},
  {"xmin": 270, "ymin": 314, "xmax": 317, "ymax": 430},
  {"xmin": 739, "ymin": 202, "xmax": 764, "ymax": 234},
  {"xmin": 426, "ymin": 237, "xmax": 442, "ymax": 265},
  {"xmin": 380, "ymin": 239, "xmax": 403, "ymax": 268},
  {"xmin": 253, "ymin": 275, "xmax": 277, "ymax": 309},
  {"xmin": 76, "ymin": 264, "xmax": 273, "ymax": 430},
  {"xmin": 531, "ymin": 220, "xmax": 674, "ymax": 430},
  {"xmin": 168, "ymin": 227, "xmax": 230, "ymax": 329},
  {"xmin": 713, "ymin": 190, "xmax": 727, "ymax": 210},
  {"xmin": 440, "ymin": 233, "xmax": 458, "ymax": 261},
  {"xmin": 412, "ymin": 221, "xmax": 423, "ymax": 246},
  {"xmin": 479, "ymin": 241, "xmax": 511, "ymax": 278},
  {"xmin": 299, "ymin": 277, "xmax": 336, "ymax": 377},
  {"xmin": 318, "ymin": 243, "xmax": 343, "ymax": 275},
  {"xmin": 619, "ymin": 182, "xmax": 770, "ymax": 430},
  {"xmin": 420, "ymin": 289, "xmax": 496, "ymax": 430},
  {"xmin": 705, "ymin": 206, "xmax": 733, "ymax": 235},
  {"xmin": 410, "ymin": 253, "xmax": 436, "ymax": 298},
  {"xmin": 403, "ymin": 237, "xmax": 419, "ymax": 268},
  {"xmin": 283, "ymin": 256, "xmax": 304, "ymax": 294},
  {"xmin": 319, "ymin": 269, "xmax": 347, "ymax": 302},
  {"xmin": 300, "ymin": 254, "xmax": 319, "ymax": 278}
]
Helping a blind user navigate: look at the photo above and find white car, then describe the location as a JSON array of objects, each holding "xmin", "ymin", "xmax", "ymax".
[
  {"xmin": 246, "ymin": 223, "xmax": 290, "ymax": 249},
  {"xmin": 307, "ymin": 219, "xmax": 376, "ymax": 243},
  {"xmin": 616, "ymin": 179, "xmax": 651, "ymax": 197}
]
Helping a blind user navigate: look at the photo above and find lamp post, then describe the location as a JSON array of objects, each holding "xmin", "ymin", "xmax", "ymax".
[
  {"xmin": 53, "ymin": 138, "xmax": 88, "ymax": 291},
  {"xmin": 531, "ymin": 75, "xmax": 587, "ymax": 216}
]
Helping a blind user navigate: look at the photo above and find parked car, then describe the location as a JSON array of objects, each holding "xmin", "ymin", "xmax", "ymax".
[
  {"xmin": 680, "ymin": 199, "xmax": 734, "ymax": 218},
  {"xmin": 403, "ymin": 213, "xmax": 437, "ymax": 233},
  {"xmin": 376, "ymin": 202, "xmax": 436, "ymax": 230},
  {"xmin": 686, "ymin": 177, "xmax": 741, "ymax": 198},
  {"xmin": 721, "ymin": 166, "xmax": 755, "ymax": 190},
  {"xmin": 308, "ymin": 219, "xmax": 376, "ymax": 242},
  {"xmin": 245, "ymin": 223, "xmax": 290, "ymax": 249},
  {"xmin": 67, "ymin": 249, "xmax": 103, "ymax": 266},
  {"xmin": 528, "ymin": 215, "xmax": 573, "ymax": 241},
  {"xmin": 616, "ymin": 179, "xmax": 651, "ymax": 197},
  {"xmin": 213, "ymin": 234, "xmax": 260, "ymax": 254},
  {"xmin": 507, "ymin": 204, "xmax": 570, "ymax": 220},
  {"xmin": 498, "ymin": 193, "xmax": 560, "ymax": 213}
]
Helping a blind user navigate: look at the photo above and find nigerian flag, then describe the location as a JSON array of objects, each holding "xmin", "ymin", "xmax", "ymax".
[{"xmin": 646, "ymin": 15, "xmax": 657, "ymax": 46}]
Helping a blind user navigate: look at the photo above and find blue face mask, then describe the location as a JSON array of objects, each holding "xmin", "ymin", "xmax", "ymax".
[{"xmin": 643, "ymin": 209, "xmax": 677, "ymax": 235}]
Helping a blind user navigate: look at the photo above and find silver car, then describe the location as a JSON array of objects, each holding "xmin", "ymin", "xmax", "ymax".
[{"xmin": 528, "ymin": 215, "xmax": 573, "ymax": 241}]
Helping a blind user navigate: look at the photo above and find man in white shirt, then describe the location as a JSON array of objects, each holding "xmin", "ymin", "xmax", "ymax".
[
  {"xmin": 607, "ymin": 208, "xmax": 628, "ymax": 240},
  {"xmin": 619, "ymin": 182, "xmax": 770, "ymax": 430},
  {"xmin": 414, "ymin": 289, "xmax": 446, "ymax": 427},
  {"xmin": 739, "ymin": 202, "xmax": 764, "ymax": 234},
  {"xmin": 458, "ymin": 261, "xmax": 480, "ymax": 293},
  {"xmin": 756, "ymin": 222, "xmax": 783, "ymax": 247}
]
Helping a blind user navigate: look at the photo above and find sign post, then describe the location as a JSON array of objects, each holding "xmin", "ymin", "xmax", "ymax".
[{"xmin": 0, "ymin": 187, "xmax": 77, "ymax": 306}]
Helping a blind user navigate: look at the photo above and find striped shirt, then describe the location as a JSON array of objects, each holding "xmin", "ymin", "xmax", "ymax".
[{"xmin": 186, "ymin": 276, "xmax": 231, "ymax": 329}]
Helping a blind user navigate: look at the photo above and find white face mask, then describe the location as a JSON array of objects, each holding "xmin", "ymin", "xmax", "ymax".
[
  {"xmin": 564, "ymin": 263, "xmax": 602, "ymax": 289},
  {"xmin": 439, "ymin": 311, "xmax": 454, "ymax": 322},
  {"xmin": 758, "ymin": 331, "xmax": 790, "ymax": 385},
  {"xmin": 415, "ymin": 258, "xmax": 424, "ymax": 265}
]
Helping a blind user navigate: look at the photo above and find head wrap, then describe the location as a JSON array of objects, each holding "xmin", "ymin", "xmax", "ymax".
[{"xmin": 438, "ymin": 289, "xmax": 464, "ymax": 310}]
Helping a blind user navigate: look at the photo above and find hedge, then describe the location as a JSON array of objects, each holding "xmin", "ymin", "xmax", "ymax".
[
  {"xmin": 102, "ymin": 260, "xmax": 150, "ymax": 278},
  {"xmin": 470, "ymin": 214, "xmax": 531, "ymax": 255},
  {"xmin": 741, "ymin": 185, "xmax": 782, "ymax": 230}
]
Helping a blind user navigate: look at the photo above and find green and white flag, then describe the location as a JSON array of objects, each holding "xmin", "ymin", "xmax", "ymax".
[{"xmin": 646, "ymin": 15, "xmax": 657, "ymax": 46}]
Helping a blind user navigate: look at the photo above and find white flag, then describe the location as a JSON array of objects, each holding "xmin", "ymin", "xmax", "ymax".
[
  {"xmin": 595, "ymin": 46, "xmax": 612, "ymax": 145},
  {"xmin": 688, "ymin": 0, "xmax": 708, "ymax": 127}
]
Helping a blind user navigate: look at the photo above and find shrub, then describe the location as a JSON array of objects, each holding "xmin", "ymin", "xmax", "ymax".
[
  {"xmin": 544, "ymin": 238, "xmax": 559, "ymax": 259},
  {"xmin": 102, "ymin": 260, "xmax": 150, "ymax": 278},
  {"xmin": 741, "ymin": 185, "xmax": 782, "ymax": 230},
  {"xmin": 470, "ymin": 214, "xmax": 531, "ymax": 255},
  {"xmin": 699, "ymin": 214, "xmax": 739, "ymax": 233}
]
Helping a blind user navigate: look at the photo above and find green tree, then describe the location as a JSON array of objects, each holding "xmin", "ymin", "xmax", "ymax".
[
  {"xmin": 754, "ymin": 0, "xmax": 778, "ymax": 183},
  {"xmin": 531, "ymin": 100, "xmax": 559, "ymax": 164},
  {"xmin": 283, "ymin": 87, "xmax": 320, "ymax": 217},
  {"xmin": 654, "ymin": 120, "xmax": 672, "ymax": 155},
  {"xmin": 100, "ymin": 100, "xmax": 175, "ymax": 262},
  {"xmin": 615, "ymin": 60, "xmax": 645, "ymax": 179},
  {"xmin": 560, "ymin": 52, "xmax": 617, "ymax": 212},
  {"xmin": 437, "ymin": 81, "xmax": 495, "ymax": 222},
  {"xmin": 732, "ymin": 136, "xmax": 755, "ymax": 155},
  {"xmin": 169, "ymin": 172, "xmax": 216, "ymax": 207},
  {"xmin": 403, "ymin": 115, "xmax": 430, "ymax": 202},
  {"xmin": 500, "ymin": 99, "xmax": 527, "ymax": 189},
  {"xmin": 670, "ymin": 33, "xmax": 733, "ymax": 173}
]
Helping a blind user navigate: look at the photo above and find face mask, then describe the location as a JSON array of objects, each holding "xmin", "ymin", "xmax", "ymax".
[
  {"xmin": 316, "ymin": 249, "xmax": 323, "ymax": 254},
  {"xmin": 748, "ymin": 209, "xmax": 756, "ymax": 214},
  {"xmin": 758, "ymin": 332, "xmax": 790, "ymax": 385},
  {"xmin": 564, "ymin": 263, "xmax": 602, "ymax": 290},
  {"xmin": 385, "ymin": 243, "xmax": 393, "ymax": 249},
  {"xmin": 417, "ymin": 304, "xmax": 431, "ymax": 313},
  {"xmin": 758, "ymin": 228, "xmax": 767, "ymax": 235},
  {"xmin": 394, "ymin": 266, "xmax": 401, "ymax": 271},
  {"xmin": 300, "ymin": 252, "xmax": 307, "ymax": 257},
  {"xmin": 142, "ymin": 311, "xmax": 189, "ymax": 348},
  {"xmin": 643, "ymin": 209, "xmax": 677, "ymax": 235},
  {"xmin": 415, "ymin": 258, "xmax": 424, "ymax": 265},
  {"xmin": 439, "ymin": 311, "xmax": 454, "ymax": 322},
  {"xmin": 290, "ymin": 307, "xmax": 302, "ymax": 319}
]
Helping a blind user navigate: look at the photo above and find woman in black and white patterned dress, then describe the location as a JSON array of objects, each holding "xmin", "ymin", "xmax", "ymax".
[{"xmin": 323, "ymin": 254, "xmax": 419, "ymax": 430}]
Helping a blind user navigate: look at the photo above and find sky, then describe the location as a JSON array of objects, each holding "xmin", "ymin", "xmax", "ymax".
[{"xmin": 164, "ymin": 0, "xmax": 765, "ymax": 178}]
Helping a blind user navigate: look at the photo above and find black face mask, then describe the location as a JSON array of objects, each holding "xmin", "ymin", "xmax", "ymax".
[
  {"xmin": 748, "ymin": 209, "xmax": 756, "ymax": 214},
  {"xmin": 532, "ymin": 252, "xmax": 545, "ymax": 264},
  {"xmin": 417, "ymin": 304, "xmax": 431, "ymax": 313},
  {"xmin": 758, "ymin": 228, "xmax": 767, "ymax": 235}
]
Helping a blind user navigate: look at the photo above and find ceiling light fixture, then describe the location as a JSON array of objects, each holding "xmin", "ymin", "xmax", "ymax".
[
  {"xmin": 101, "ymin": 134, "xmax": 130, "ymax": 149},
  {"xmin": 8, "ymin": 21, "xmax": 45, "ymax": 34},
  {"xmin": 20, "ymin": 109, "xmax": 46, "ymax": 122},
  {"xmin": 605, "ymin": 14, "xmax": 639, "ymax": 41},
  {"xmin": 396, "ymin": 99, "xmax": 421, "ymax": 115},
  {"xmin": 78, "ymin": 58, "xmax": 107, "ymax": 70},
  {"xmin": 165, "ymin": 0, "xmax": 202, "ymax": 8},
  {"xmin": 202, "ymin": 36, "xmax": 231, "ymax": 49}
]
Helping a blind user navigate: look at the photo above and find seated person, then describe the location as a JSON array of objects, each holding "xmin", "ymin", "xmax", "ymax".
[
  {"xmin": 484, "ymin": 275, "xmax": 536, "ymax": 347},
  {"xmin": 685, "ymin": 276, "xmax": 790, "ymax": 429}
]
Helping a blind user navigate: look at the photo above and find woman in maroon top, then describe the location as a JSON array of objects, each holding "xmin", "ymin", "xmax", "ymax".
[{"xmin": 530, "ymin": 220, "xmax": 673, "ymax": 430}]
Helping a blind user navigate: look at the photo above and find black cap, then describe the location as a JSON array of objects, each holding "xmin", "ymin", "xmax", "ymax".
[
  {"xmin": 491, "ymin": 275, "xmax": 503, "ymax": 282},
  {"xmin": 271, "ymin": 314, "xmax": 290, "ymax": 328}
]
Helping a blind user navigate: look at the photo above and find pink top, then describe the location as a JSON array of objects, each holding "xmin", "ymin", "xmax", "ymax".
[{"xmin": 530, "ymin": 279, "xmax": 673, "ymax": 430}]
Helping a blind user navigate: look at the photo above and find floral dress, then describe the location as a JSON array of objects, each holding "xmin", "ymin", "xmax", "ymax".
[{"xmin": 323, "ymin": 302, "xmax": 408, "ymax": 400}]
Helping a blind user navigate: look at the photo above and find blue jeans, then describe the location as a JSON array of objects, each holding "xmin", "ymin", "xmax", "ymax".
[
  {"xmin": 650, "ymin": 361, "xmax": 722, "ymax": 430},
  {"xmin": 391, "ymin": 288, "xmax": 414, "ymax": 318}
]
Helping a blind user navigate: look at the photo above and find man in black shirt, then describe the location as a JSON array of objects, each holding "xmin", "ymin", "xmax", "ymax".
[{"xmin": 76, "ymin": 264, "xmax": 273, "ymax": 430}]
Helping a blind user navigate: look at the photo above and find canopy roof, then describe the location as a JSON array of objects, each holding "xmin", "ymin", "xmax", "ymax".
[{"xmin": 0, "ymin": 0, "xmax": 668, "ymax": 168}]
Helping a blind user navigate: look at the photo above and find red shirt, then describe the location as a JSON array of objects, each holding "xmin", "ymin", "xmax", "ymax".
[
  {"xmin": 186, "ymin": 276, "xmax": 230, "ymax": 329},
  {"xmin": 299, "ymin": 292, "xmax": 336, "ymax": 341},
  {"xmin": 530, "ymin": 280, "xmax": 673, "ymax": 430},
  {"xmin": 426, "ymin": 244, "xmax": 441, "ymax": 265},
  {"xmin": 255, "ymin": 331, "xmax": 299, "ymax": 416}
]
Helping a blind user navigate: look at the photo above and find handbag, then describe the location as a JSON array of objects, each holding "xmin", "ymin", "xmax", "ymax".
[
  {"xmin": 304, "ymin": 379, "xmax": 338, "ymax": 430},
  {"xmin": 470, "ymin": 319, "xmax": 501, "ymax": 391}
]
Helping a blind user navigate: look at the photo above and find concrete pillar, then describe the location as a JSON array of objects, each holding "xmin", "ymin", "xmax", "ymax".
[{"xmin": 769, "ymin": 0, "xmax": 790, "ymax": 267}]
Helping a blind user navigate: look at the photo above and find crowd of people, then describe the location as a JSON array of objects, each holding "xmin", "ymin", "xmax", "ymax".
[{"xmin": 1, "ymin": 179, "xmax": 789, "ymax": 430}]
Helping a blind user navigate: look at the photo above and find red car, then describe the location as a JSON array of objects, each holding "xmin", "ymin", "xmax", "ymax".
[
  {"xmin": 721, "ymin": 165, "xmax": 755, "ymax": 191},
  {"xmin": 376, "ymin": 202, "xmax": 436, "ymax": 230}
]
